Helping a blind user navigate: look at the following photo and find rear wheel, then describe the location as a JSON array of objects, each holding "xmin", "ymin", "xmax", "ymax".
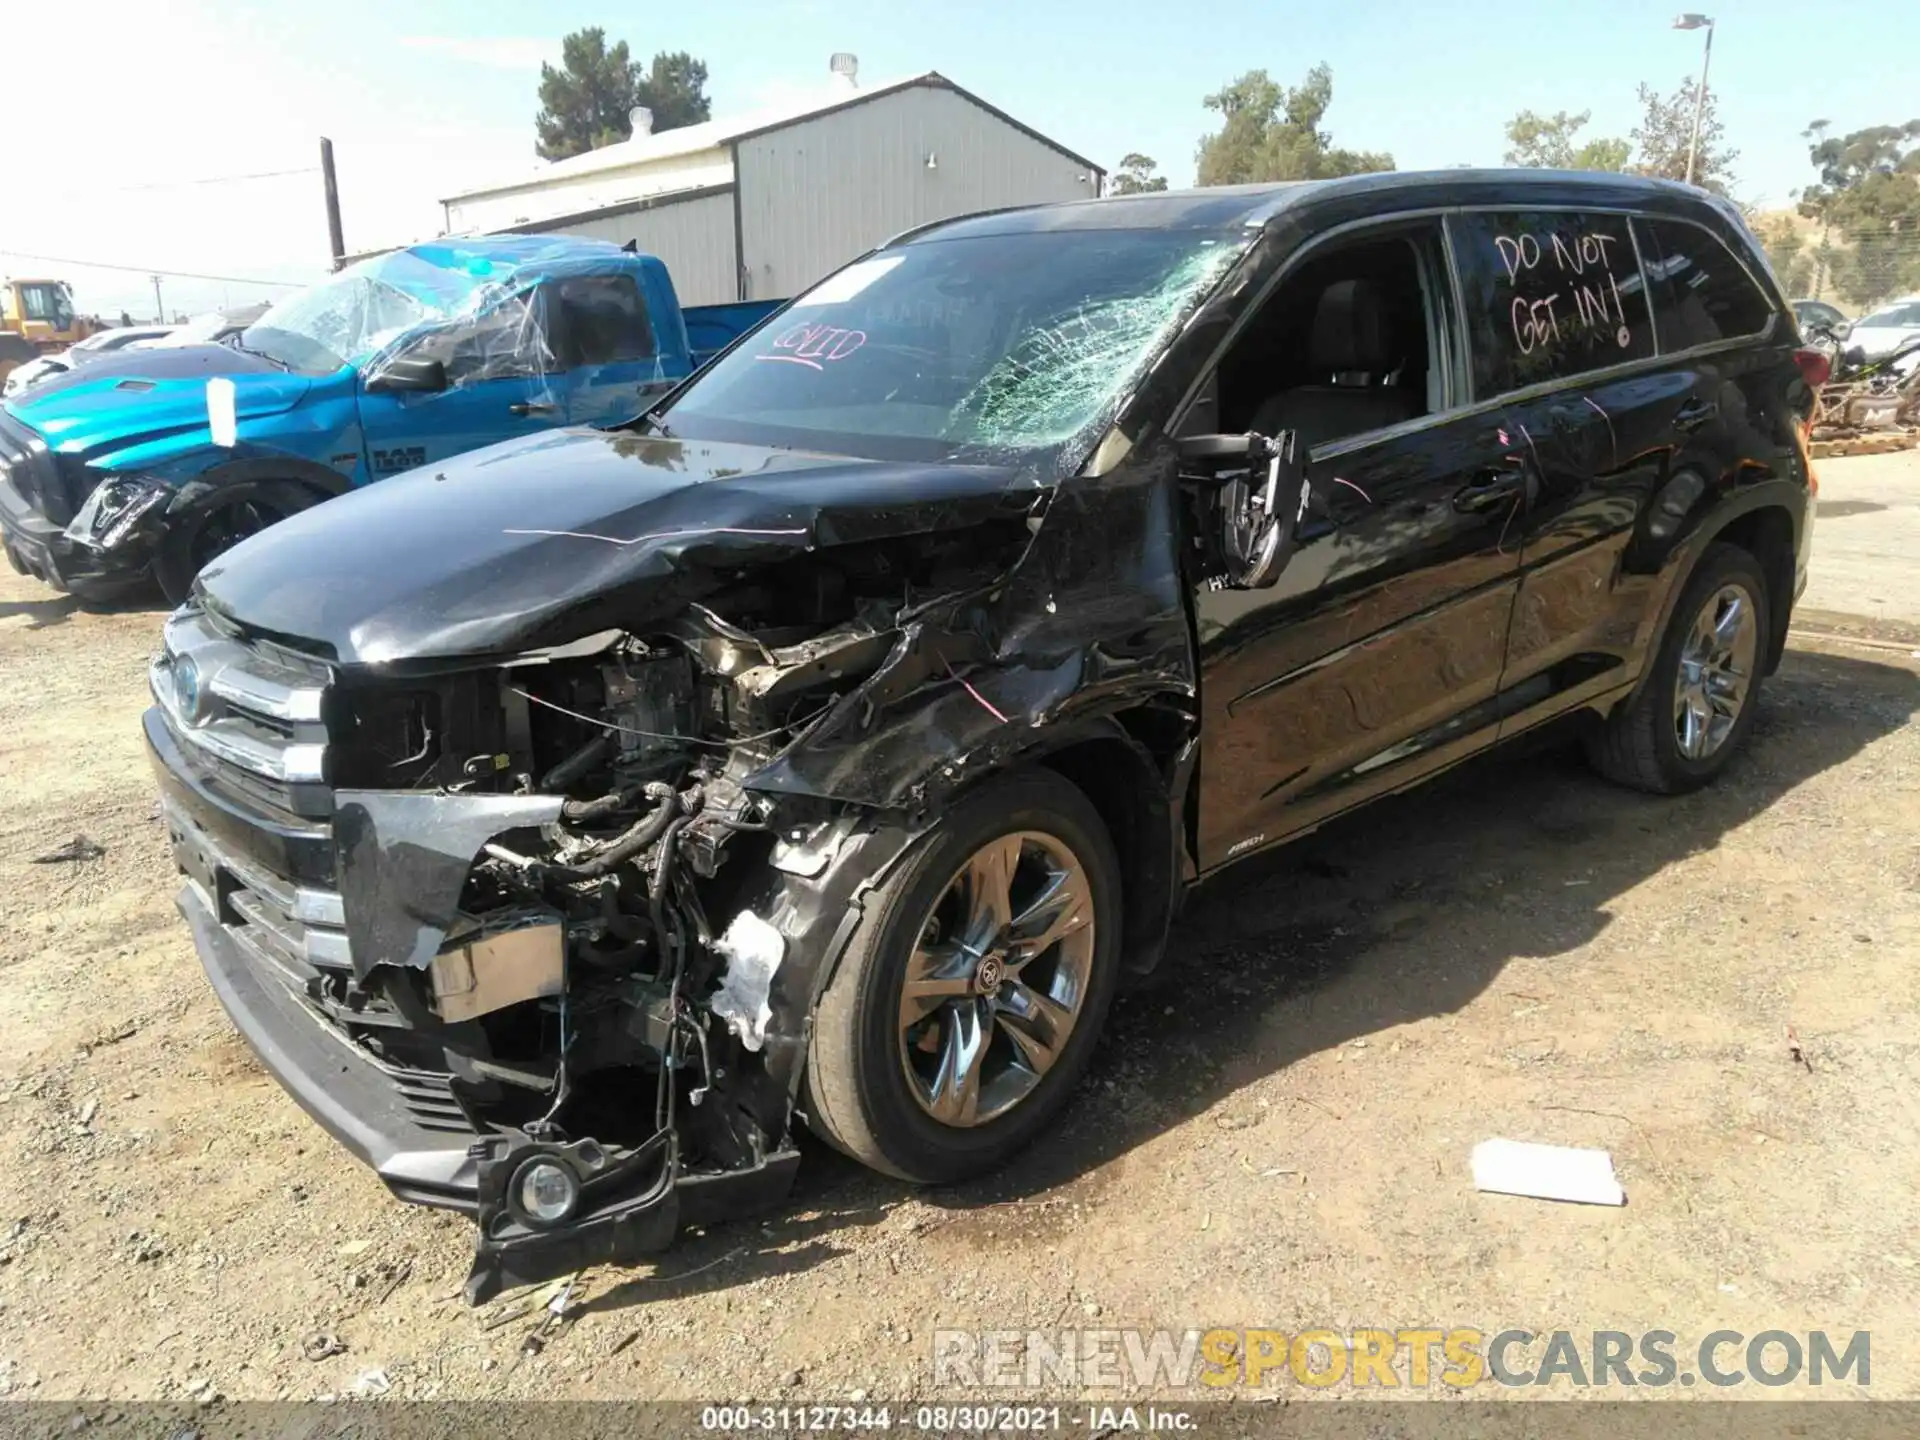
[
  {"xmin": 804, "ymin": 768, "xmax": 1122, "ymax": 1184},
  {"xmin": 153, "ymin": 480, "xmax": 317, "ymax": 604},
  {"xmin": 1585, "ymin": 543, "xmax": 1770, "ymax": 794}
]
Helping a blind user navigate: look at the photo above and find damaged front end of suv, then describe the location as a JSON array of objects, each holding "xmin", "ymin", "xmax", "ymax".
[{"xmin": 148, "ymin": 215, "xmax": 1255, "ymax": 1302}]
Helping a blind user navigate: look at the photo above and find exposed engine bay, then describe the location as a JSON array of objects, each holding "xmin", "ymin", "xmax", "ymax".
[
  {"xmin": 151, "ymin": 414, "xmax": 1199, "ymax": 1304},
  {"xmin": 311, "ymin": 524, "xmax": 1032, "ymax": 1299}
]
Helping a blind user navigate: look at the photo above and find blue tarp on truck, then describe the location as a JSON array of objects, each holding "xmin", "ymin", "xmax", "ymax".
[{"xmin": 0, "ymin": 235, "xmax": 784, "ymax": 602}]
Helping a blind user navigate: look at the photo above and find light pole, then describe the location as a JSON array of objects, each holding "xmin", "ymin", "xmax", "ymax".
[{"xmin": 1673, "ymin": 13, "xmax": 1715, "ymax": 187}]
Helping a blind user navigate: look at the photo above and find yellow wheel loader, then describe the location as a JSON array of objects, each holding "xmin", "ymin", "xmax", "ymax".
[{"xmin": 0, "ymin": 278, "xmax": 106, "ymax": 387}]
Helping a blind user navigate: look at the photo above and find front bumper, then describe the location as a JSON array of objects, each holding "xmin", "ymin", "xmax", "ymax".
[
  {"xmin": 151, "ymin": 706, "xmax": 802, "ymax": 1299},
  {"xmin": 0, "ymin": 467, "xmax": 148, "ymax": 597},
  {"xmin": 181, "ymin": 879, "xmax": 482, "ymax": 1206}
]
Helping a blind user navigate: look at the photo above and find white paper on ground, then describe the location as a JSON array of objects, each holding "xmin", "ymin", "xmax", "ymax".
[{"xmin": 1471, "ymin": 1138, "xmax": 1625, "ymax": 1206}]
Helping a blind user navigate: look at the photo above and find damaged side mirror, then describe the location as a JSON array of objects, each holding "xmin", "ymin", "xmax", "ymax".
[
  {"xmin": 1177, "ymin": 431, "xmax": 1310, "ymax": 590},
  {"xmin": 367, "ymin": 355, "xmax": 449, "ymax": 394}
]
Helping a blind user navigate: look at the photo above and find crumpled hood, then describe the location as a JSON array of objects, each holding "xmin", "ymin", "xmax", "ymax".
[
  {"xmin": 195, "ymin": 426, "xmax": 1039, "ymax": 665},
  {"xmin": 4, "ymin": 346, "xmax": 312, "ymax": 462}
]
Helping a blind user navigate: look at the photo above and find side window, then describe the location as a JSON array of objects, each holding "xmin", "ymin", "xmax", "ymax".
[
  {"xmin": 408, "ymin": 290, "xmax": 549, "ymax": 385},
  {"xmin": 1202, "ymin": 224, "xmax": 1449, "ymax": 453},
  {"xmin": 550, "ymin": 275, "xmax": 656, "ymax": 366},
  {"xmin": 1636, "ymin": 219, "xmax": 1774, "ymax": 350},
  {"xmin": 1452, "ymin": 211, "xmax": 1654, "ymax": 398}
]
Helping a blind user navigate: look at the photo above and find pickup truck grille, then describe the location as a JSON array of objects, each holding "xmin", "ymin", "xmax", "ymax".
[{"xmin": 0, "ymin": 409, "xmax": 75, "ymax": 524}]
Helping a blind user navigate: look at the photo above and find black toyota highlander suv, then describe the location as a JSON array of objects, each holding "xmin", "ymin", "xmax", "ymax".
[{"xmin": 145, "ymin": 171, "xmax": 1820, "ymax": 1300}]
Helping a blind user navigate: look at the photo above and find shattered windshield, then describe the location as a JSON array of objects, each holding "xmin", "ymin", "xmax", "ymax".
[
  {"xmin": 660, "ymin": 228, "xmax": 1248, "ymax": 463},
  {"xmin": 237, "ymin": 249, "xmax": 525, "ymax": 376}
]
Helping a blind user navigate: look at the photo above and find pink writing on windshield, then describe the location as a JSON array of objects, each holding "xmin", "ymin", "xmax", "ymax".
[{"xmin": 756, "ymin": 322, "xmax": 868, "ymax": 370}]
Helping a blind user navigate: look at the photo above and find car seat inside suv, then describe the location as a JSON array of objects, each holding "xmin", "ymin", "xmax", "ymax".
[
  {"xmin": 1249, "ymin": 279, "xmax": 1422, "ymax": 449},
  {"xmin": 1218, "ymin": 232, "xmax": 1435, "ymax": 452}
]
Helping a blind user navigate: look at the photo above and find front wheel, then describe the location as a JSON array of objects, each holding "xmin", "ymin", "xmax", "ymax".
[
  {"xmin": 152, "ymin": 480, "xmax": 317, "ymax": 604},
  {"xmin": 1585, "ymin": 542, "xmax": 1771, "ymax": 794},
  {"xmin": 804, "ymin": 768, "xmax": 1122, "ymax": 1184}
]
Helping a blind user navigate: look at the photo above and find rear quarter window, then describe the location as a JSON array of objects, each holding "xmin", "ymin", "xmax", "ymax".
[
  {"xmin": 1636, "ymin": 218, "xmax": 1775, "ymax": 350},
  {"xmin": 1452, "ymin": 210, "xmax": 1655, "ymax": 398}
]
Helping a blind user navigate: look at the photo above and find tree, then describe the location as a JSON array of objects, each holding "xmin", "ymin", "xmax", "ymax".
[
  {"xmin": 1111, "ymin": 153, "xmax": 1169, "ymax": 195},
  {"xmin": 1194, "ymin": 64, "xmax": 1392, "ymax": 186},
  {"xmin": 1502, "ymin": 109, "xmax": 1630, "ymax": 171},
  {"xmin": 638, "ymin": 51, "xmax": 712, "ymax": 132},
  {"xmin": 534, "ymin": 28, "xmax": 711, "ymax": 161},
  {"xmin": 1798, "ymin": 119, "xmax": 1920, "ymax": 308},
  {"xmin": 1752, "ymin": 214, "xmax": 1814, "ymax": 298},
  {"xmin": 1630, "ymin": 77, "xmax": 1736, "ymax": 193}
]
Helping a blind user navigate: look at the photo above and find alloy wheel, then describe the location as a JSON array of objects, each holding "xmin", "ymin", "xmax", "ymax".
[
  {"xmin": 896, "ymin": 831, "xmax": 1097, "ymax": 1128},
  {"xmin": 1673, "ymin": 581, "xmax": 1759, "ymax": 761},
  {"xmin": 191, "ymin": 496, "xmax": 286, "ymax": 570}
]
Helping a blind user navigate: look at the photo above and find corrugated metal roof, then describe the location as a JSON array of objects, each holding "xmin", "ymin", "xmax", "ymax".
[
  {"xmin": 442, "ymin": 72, "xmax": 1102, "ymax": 206},
  {"xmin": 443, "ymin": 74, "xmax": 933, "ymax": 205}
]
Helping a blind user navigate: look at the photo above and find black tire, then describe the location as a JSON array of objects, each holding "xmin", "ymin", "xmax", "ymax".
[
  {"xmin": 152, "ymin": 480, "xmax": 317, "ymax": 605},
  {"xmin": 804, "ymin": 768, "xmax": 1123, "ymax": 1184},
  {"xmin": 1585, "ymin": 542, "xmax": 1771, "ymax": 794}
]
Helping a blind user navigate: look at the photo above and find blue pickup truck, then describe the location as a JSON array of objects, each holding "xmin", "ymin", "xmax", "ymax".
[{"xmin": 0, "ymin": 236, "xmax": 780, "ymax": 602}]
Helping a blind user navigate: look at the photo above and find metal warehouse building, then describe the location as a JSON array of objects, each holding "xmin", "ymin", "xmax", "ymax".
[{"xmin": 440, "ymin": 61, "xmax": 1105, "ymax": 307}]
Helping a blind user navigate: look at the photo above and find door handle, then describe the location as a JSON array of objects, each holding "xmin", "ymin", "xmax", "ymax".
[
  {"xmin": 1452, "ymin": 472, "xmax": 1526, "ymax": 515},
  {"xmin": 509, "ymin": 401, "xmax": 558, "ymax": 416},
  {"xmin": 1674, "ymin": 397, "xmax": 1718, "ymax": 432}
]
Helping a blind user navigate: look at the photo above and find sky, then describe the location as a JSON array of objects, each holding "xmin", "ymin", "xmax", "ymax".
[{"xmin": 7, "ymin": 0, "xmax": 1917, "ymax": 320}]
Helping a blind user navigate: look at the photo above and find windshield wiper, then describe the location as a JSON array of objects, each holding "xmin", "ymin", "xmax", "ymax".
[{"xmin": 228, "ymin": 339, "xmax": 292, "ymax": 371}]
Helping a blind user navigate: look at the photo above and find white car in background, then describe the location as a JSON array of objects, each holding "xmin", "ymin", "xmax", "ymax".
[
  {"xmin": 142, "ymin": 302, "xmax": 270, "ymax": 349},
  {"xmin": 1844, "ymin": 297, "xmax": 1920, "ymax": 362},
  {"xmin": 1, "ymin": 324, "xmax": 175, "ymax": 397},
  {"xmin": 0, "ymin": 303, "xmax": 272, "ymax": 398}
]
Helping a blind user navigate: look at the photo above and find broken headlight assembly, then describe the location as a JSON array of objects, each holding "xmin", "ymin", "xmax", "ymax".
[{"xmin": 64, "ymin": 473, "xmax": 173, "ymax": 552}]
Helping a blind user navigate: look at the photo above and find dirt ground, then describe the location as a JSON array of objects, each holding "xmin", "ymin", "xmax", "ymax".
[{"xmin": 0, "ymin": 453, "xmax": 1916, "ymax": 1406}]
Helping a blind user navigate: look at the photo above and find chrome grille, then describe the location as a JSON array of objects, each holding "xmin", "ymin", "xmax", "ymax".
[
  {"xmin": 150, "ymin": 606, "xmax": 333, "ymax": 819},
  {"xmin": 153, "ymin": 607, "xmax": 477, "ymax": 1144}
]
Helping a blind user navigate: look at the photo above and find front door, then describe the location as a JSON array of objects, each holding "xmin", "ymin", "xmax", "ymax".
[
  {"xmin": 356, "ymin": 288, "xmax": 566, "ymax": 480},
  {"xmin": 1188, "ymin": 221, "xmax": 1526, "ymax": 870}
]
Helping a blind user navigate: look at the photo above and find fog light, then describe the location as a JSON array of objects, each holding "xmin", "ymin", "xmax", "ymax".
[{"xmin": 512, "ymin": 1158, "xmax": 580, "ymax": 1227}]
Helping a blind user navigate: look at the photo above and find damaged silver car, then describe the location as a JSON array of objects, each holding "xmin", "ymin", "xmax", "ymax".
[{"xmin": 147, "ymin": 173, "xmax": 1815, "ymax": 1300}]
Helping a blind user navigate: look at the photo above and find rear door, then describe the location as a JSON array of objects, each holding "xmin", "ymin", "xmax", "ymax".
[
  {"xmin": 1454, "ymin": 208, "xmax": 1789, "ymax": 735},
  {"xmin": 1447, "ymin": 207, "xmax": 1676, "ymax": 727},
  {"xmin": 1190, "ymin": 220, "xmax": 1526, "ymax": 870}
]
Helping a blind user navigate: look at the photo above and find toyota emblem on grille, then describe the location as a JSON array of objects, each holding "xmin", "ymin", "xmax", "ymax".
[{"xmin": 173, "ymin": 654, "xmax": 202, "ymax": 722}]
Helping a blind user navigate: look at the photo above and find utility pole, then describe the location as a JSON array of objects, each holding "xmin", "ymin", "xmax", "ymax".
[
  {"xmin": 1672, "ymin": 14, "xmax": 1716, "ymax": 187},
  {"xmin": 320, "ymin": 137, "xmax": 346, "ymax": 271},
  {"xmin": 151, "ymin": 274, "xmax": 165, "ymax": 324}
]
